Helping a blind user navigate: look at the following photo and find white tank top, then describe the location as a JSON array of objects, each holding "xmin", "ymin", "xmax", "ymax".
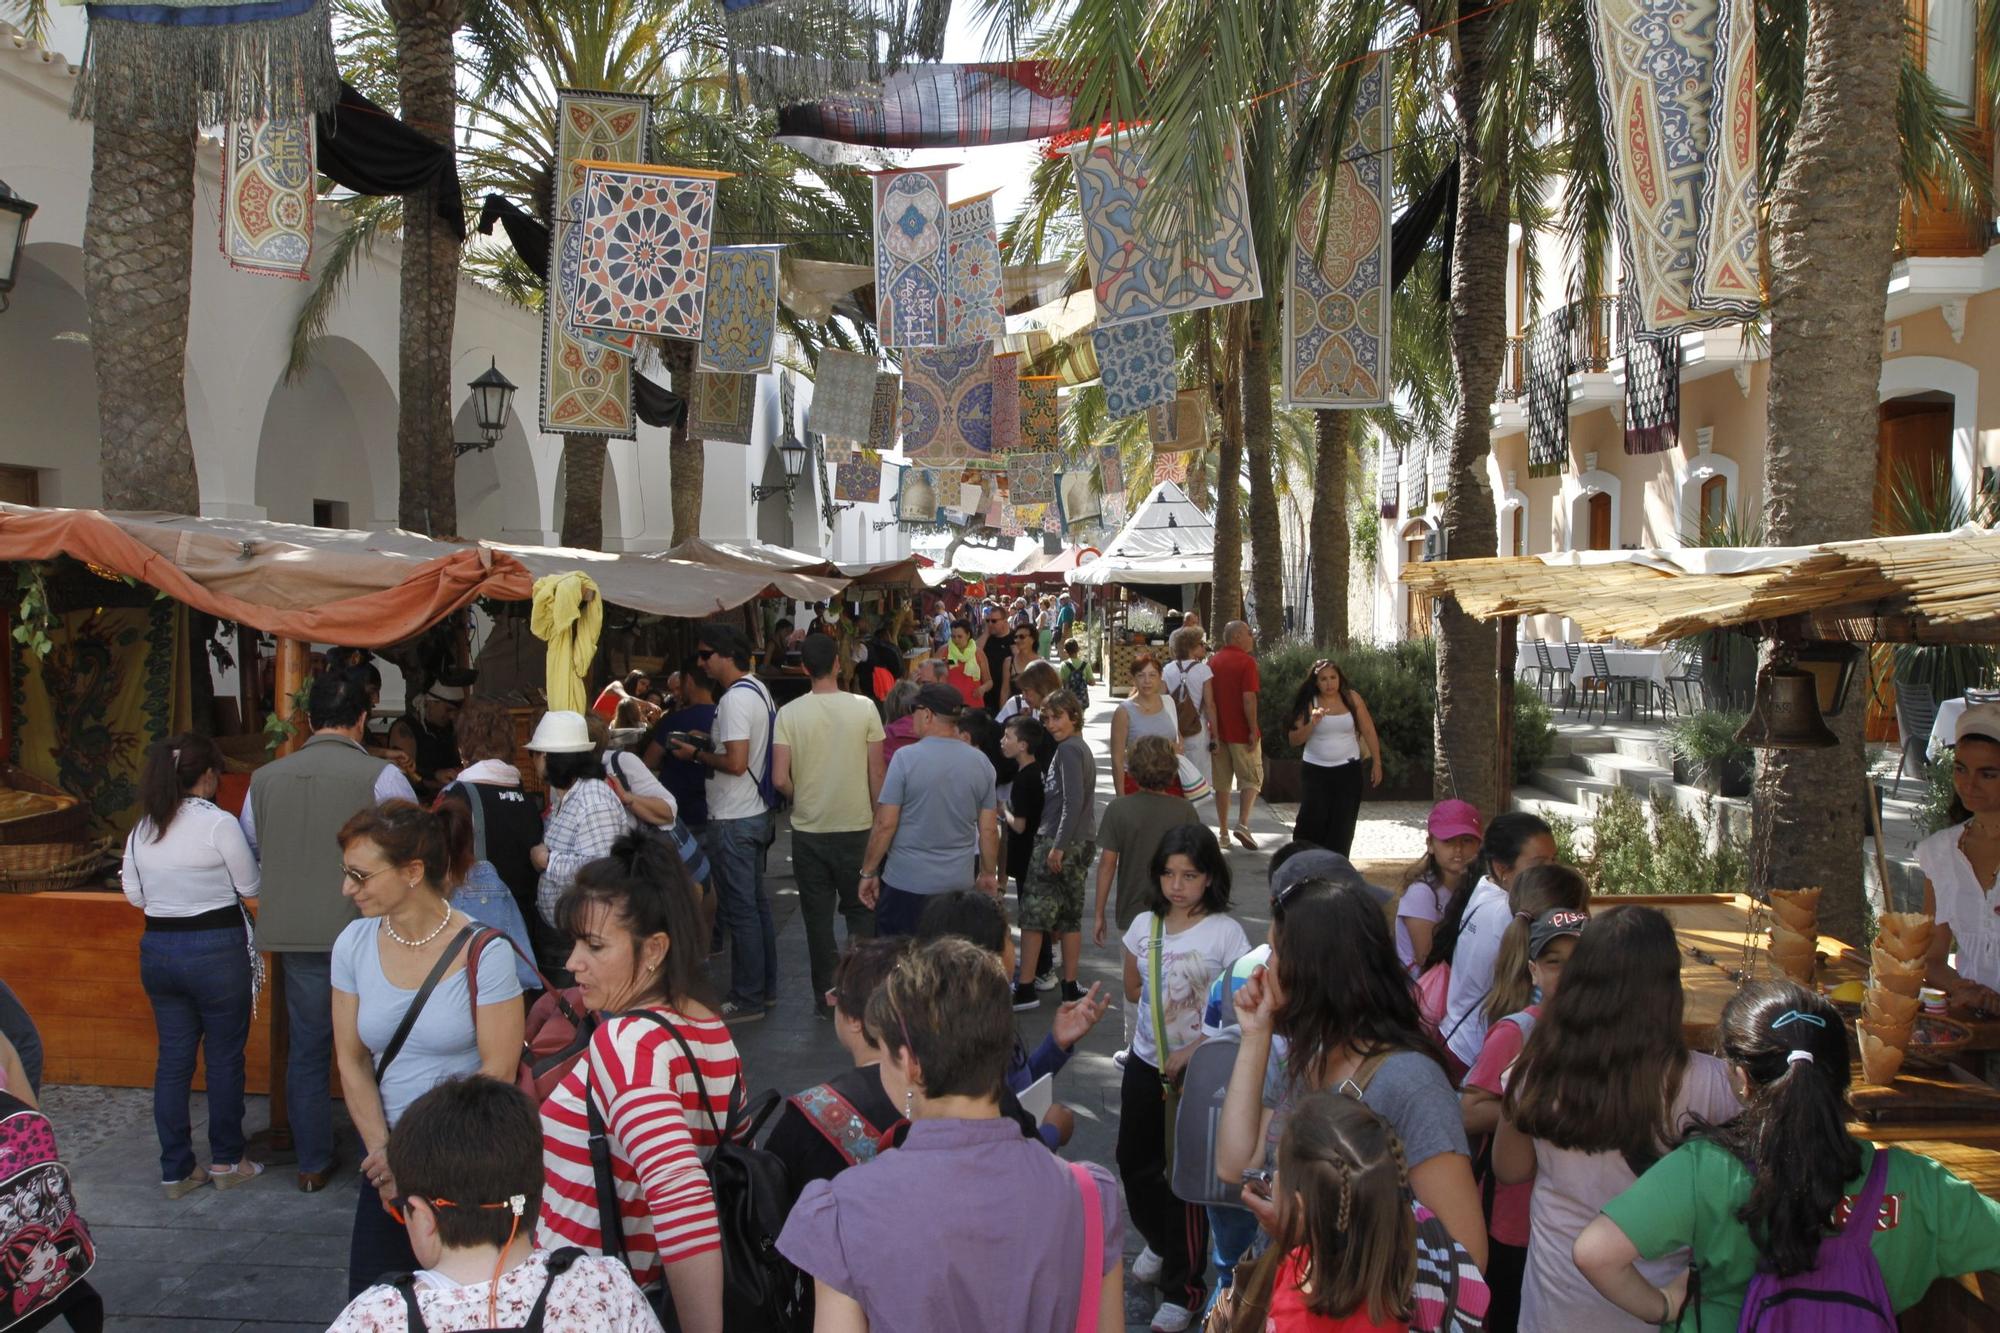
[{"xmin": 1303, "ymin": 709, "xmax": 1361, "ymax": 766}]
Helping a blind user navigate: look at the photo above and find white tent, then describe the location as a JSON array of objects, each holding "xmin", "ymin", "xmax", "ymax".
[{"xmin": 1067, "ymin": 480, "xmax": 1214, "ymax": 587}]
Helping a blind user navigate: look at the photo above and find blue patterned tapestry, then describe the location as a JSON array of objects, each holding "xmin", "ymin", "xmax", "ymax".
[
  {"xmin": 1091, "ymin": 316, "xmax": 1177, "ymax": 420},
  {"xmin": 874, "ymin": 166, "xmax": 951, "ymax": 348},
  {"xmin": 946, "ymin": 194, "xmax": 1006, "ymax": 345},
  {"xmin": 810, "ymin": 349, "xmax": 880, "ymax": 444},
  {"xmin": 900, "ymin": 343, "xmax": 993, "ymax": 463},
  {"xmin": 697, "ymin": 245, "xmax": 781, "ymax": 374}
]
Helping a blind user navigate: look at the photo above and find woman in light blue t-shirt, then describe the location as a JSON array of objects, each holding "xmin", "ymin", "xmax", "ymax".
[{"xmin": 331, "ymin": 800, "xmax": 523, "ymax": 1299}]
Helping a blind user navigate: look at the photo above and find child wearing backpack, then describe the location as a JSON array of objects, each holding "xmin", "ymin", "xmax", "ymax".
[
  {"xmin": 1576, "ymin": 980, "xmax": 2000, "ymax": 1330},
  {"xmin": 1060, "ymin": 638, "xmax": 1093, "ymax": 709},
  {"xmin": 1396, "ymin": 801, "xmax": 1483, "ymax": 977},
  {"xmin": 329, "ymin": 1076, "xmax": 658, "ymax": 1332},
  {"xmin": 1120, "ymin": 824, "xmax": 1251, "ymax": 1332}
]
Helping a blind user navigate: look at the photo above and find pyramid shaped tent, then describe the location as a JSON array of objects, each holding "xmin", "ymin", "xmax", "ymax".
[{"xmin": 1068, "ymin": 480, "xmax": 1214, "ymax": 586}]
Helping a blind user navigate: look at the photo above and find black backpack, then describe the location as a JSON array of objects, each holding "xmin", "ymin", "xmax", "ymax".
[{"xmin": 588, "ymin": 1011, "xmax": 806, "ymax": 1333}]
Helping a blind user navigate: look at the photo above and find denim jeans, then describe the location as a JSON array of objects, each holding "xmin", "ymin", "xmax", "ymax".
[
  {"xmin": 705, "ymin": 812, "xmax": 776, "ymax": 1007},
  {"xmin": 139, "ymin": 925, "xmax": 253, "ymax": 1182},
  {"xmin": 280, "ymin": 950, "xmax": 337, "ymax": 1174},
  {"xmin": 349, "ymin": 1178, "xmax": 419, "ymax": 1296},
  {"xmin": 1201, "ymin": 1204, "xmax": 1263, "ymax": 1316},
  {"xmin": 792, "ymin": 829, "xmax": 874, "ymax": 1001}
]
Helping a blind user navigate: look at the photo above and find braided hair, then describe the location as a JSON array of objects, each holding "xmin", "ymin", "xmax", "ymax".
[{"xmin": 1274, "ymin": 1090, "xmax": 1416, "ymax": 1325}]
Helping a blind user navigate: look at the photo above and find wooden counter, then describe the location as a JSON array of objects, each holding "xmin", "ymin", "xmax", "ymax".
[{"xmin": 0, "ymin": 890, "xmax": 275, "ymax": 1092}]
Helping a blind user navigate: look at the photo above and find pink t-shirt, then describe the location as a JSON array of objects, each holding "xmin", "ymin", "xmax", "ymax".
[
  {"xmin": 1463, "ymin": 1006, "xmax": 1537, "ymax": 1247},
  {"xmin": 1518, "ymin": 1052, "xmax": 1740, "ymax": 1333}
]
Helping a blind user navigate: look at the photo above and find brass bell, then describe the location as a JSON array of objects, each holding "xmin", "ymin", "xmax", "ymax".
[{"xmin": 1735, "ymin": 664, "xmax": 1838, "ymax": 750}]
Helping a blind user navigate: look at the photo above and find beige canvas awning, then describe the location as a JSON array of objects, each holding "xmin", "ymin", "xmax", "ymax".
[{"xmin": 662, "ymin": 536, "xmax": 924, "ymax": 588}]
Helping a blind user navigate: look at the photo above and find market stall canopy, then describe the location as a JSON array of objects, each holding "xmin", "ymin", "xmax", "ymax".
[
  {"xmin": 1068, "ymin": 481, "xmax": 1214, "ymax": 587},
  {"xmin": 992, "ymin": 543, "xmax": 1099, "ymax": 587},
  {"xmin": 663, "ymin": 536, "xmax": 925, "ymax": 587},
  {"xmin": 1396, "ymin": 526, "xmax": 2000, "ymax": 645},
  {"xmin": 0, "ymin": 505, "xmax": 846, "ymax": 648}
]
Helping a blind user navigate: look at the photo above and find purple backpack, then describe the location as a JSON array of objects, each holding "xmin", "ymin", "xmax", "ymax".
[{"xmin": 1737, "ymin": 1148, "xmax": 1897, "ymax": 1332}]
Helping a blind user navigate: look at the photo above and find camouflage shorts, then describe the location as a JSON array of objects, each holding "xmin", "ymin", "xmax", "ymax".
[{"xmin": 1020, "ymin": 837, "xmax": 1095, "ymax": 935}]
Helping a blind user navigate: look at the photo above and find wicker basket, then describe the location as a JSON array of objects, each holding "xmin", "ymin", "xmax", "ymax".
[
  {"xmin": 0, "ymin": 768, "xmax": 88, "ymax": 846},
  {"xmin": 0, "ymin": 839, "xmax": 117, "ymax": 894},
  {"xmin": 1900, "ymin": 1014, "xmax": 1974, "ymax": 1070}
]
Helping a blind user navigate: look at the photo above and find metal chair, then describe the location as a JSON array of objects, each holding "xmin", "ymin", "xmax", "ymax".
[
  {"xmin": 1663, "ymin": 648, "xmax": 1704, "ymax": 715},
  {"xmin": 1578, "ymin": 644, "xmax": 1623, "ymax": 722},
  {"xmin": 1583, "ymin": 644, "xmax": 1656, "ymax": 722},
  {"xmin": 1894, "ymin": 681, "xmax": 1938, "ymax": 792},
  {"xmin": 1530, "ymin": 640, "xmax": 1567, "ymax": 706}
]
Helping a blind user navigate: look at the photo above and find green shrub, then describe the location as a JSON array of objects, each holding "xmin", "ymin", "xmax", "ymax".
[
  {"xmin": 1577, "ymin": 788, "xmax": 1748, "ymax": 897},
  {"xmin": 1664, "ymin": 710, "xmax": 1751, "ymax": 787},
  {"xmin": 1512, "ymin": 684, "xmax": 1556, "ymax": 784},
  {"xmin": 1917, "ymin": 755, "xmax": 1959, "ymax": 837},
  {"xmin": 1546, "ymin": 810, "xmax": 1583, "ymax": 869}
]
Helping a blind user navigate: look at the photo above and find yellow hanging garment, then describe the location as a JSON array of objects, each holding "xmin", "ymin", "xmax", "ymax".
[{"xmin": 529, "ymin": 571, "xmax": 602, "ymax": 712}]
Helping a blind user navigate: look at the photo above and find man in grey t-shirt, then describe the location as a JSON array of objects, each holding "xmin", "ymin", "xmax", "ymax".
[{"xmin": 858, "ymin": 683, "xmax": 1000, "ymax": 937}]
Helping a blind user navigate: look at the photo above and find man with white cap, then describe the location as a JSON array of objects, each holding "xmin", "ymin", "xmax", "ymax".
[{"xmin": 389, "ymin": 679, "xmax": 465, "ymax": 796}]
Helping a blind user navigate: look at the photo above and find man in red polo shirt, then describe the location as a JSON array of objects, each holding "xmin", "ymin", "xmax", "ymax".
[{"xmin": 1205, "ymin": 619, "xmax": 1264, "ymax": 849}]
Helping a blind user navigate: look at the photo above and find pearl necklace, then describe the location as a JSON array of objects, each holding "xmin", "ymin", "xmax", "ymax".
[{"xmin": 385, "ymin": 902, "xmax": 453, "ymax": 948}]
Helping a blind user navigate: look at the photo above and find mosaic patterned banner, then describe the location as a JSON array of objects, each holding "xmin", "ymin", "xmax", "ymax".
[
  {"xmin": 1011, "ymin": 452, "xmax": 1057, "ymax": 505},
  {"xmin": 573, "ymin": 162, "xmax": 726, "ymax": 340},
  {"xmin": 543, "ymin": 89, "xmax": 650, "ymax": 437},
  {"xmin": 697, "ymin": 245, "xmax": 781, "ymax": 373},
  {"xmin": 1018, "ymin": 375, "xmax": 1061, "ymax": 454},
  {"xmin": 867, "ymin": 372, "xmax": 902, "ymax": 451},
  {"xmin": 1068, "ymin": 125, "xmax": 1262, "ymax": 326},
  {"xmin": 1149, "ymin": 388, "xmax": 1209, "ymax": 452},
  {"xmin": 810, "ymin": 349, "xmax": 881, "ymax": 443},
  {"xmin": 1695, "ymin": 0, "xmax": 1760, "ymax": 313},
  {"xmin": 691, "ymin": 371, "xmax": 756, "ymax": 444},
  {"xmin": 897, "ymin": 467, "xmax": 942, "ymax": 523},
  {"xmin": 1092, "ymin": 316, "xmax": 1177, "ymax": 420},
  {"xmin": 900, "ymin": 343, "xmax": 994, "ymax": 463},
  {"xmin": 223, "ymin": 114, "xmax": 314, "ymax": 279},
  {"xmin": 1059, "ymin": 470, "xmax": 1101, "ymax": 528},
  {"xmin": 1284, "ymin": 55, "xmax": 1391, "ymax": 407},
  {"xmin": 946, "ymin": 193, "xmax": 1007, "ymax": 345},
  {"xmin": 1590, "ymin": 0, "xmax": 1759, "ymax": 330},
  {"xmin": 874, "ymin": 166, "xmax": 952, "ymax": 347},
  {"xmin": 834, "ymin": 449, "xmax": 883, "ymax": 503},
  {"xmin": 1151, "ymin": 450, "xmax": 1189, "ymax": 488},
  {"xmin": 989, "ymin": 351, "xmax": 1021, "ymax": 454},
  {"xmin": 1099, "ymin": 443, "xmax": 1125, "ymax": 500}
]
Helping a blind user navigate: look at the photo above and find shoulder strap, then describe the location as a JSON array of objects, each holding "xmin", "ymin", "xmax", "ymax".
[
  {"xmin": 1067, "ymin": 1161, "xmax": 1104, "ymax": 1333},
  {"xmin": 615, "ymin": 1008, "xmax": 727, "ymax": 1141},
  {"xmin": 583, "ymin": 1047, "xmax": 629, "ymax": 1266},
  {"xmin": 443, "ymin": 781, "xmax": 487, "ymax": 864},
  {"xmin": 1148, "ymin": 915, "xmax": 1171, "ymax": 1064},
  {"xmin": 1339, "ymin": 1048, "xmax": 1394, "ymax": 1099},
  {"xmin": 1839, "ymin": 1147, "xmax": 1894, "ymax": 1245},
  {"xmin": 374, "ymin": 925, "xmax": 477, "ymax": 1085},
  {"xmin": 392, "ymin": 1274, "xmax": 430, "ymax": 1333},
  {"xmin": 520, "ymin": 1248, "xmax": 587, "ymax": 1333}
]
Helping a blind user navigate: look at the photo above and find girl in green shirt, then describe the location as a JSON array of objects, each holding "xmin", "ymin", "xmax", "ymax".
[{"xmin": 1575, "ymin": 980, "xmax": 2000, "ymax": 1328}]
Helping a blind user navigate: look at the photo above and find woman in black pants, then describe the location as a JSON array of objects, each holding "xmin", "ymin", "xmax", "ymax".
[{"xmin": 1286, "ymin": 658, "xmax": 1383, "ymax": 856}]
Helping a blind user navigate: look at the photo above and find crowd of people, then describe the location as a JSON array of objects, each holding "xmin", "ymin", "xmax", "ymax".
[{"xmin": 12, "ymin": 606, "xmax": 2000, "ymax": 1333}]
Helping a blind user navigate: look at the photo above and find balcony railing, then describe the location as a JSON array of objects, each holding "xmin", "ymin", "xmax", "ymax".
[
  {"xmin": 1497, "ymin": 336, "xmax": 1526, "ymax": 401},
  {"xmin": 1568, "ymin": 295, "xmax": 1620, "ymax": 373}
]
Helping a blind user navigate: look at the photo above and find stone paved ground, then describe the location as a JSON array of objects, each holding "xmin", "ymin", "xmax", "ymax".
[{"xmin": 50, "ymin": 700, "xmax": 1424, "ymax": 1332}]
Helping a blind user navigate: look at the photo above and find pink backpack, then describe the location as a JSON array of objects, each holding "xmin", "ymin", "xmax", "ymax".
[
  {"xmin": 1416, "ymin": 962, "xmax": 1452, "ymax": 1039},
  {"xmin": 0, "ymin": 1092, "xmax": 95, "ymax": 1332}
]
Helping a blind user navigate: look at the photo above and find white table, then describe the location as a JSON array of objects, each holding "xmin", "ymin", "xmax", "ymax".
[
  {"xmin": 1926, "ymin": 694, "xmax": 2000, "ymax": 761},
  {"xmin": 1568, "ymin": 646, "xmax": 1676, "ymax": 695}
]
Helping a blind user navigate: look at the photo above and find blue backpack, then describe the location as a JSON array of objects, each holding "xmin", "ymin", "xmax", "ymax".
[{"xmin": 1736, "ymin": 1148, "xmax": 1897, "ymax": 1332}]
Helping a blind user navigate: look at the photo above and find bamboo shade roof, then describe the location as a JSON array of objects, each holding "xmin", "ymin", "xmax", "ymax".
[{"xmin": 1397, "ymin": 526, "xmax": 2000, "ymax": 645}]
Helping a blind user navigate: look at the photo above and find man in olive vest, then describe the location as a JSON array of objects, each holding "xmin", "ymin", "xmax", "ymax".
[{"xmin": 240, "ymin": 672, "xmax": 416, "ymax": 1191}]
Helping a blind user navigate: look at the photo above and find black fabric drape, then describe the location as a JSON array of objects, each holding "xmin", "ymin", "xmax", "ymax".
[
  {"xmin": 476, "ymin": 193, "xmax": 685, "ymax": 426},
  {"xmin": 1390, "ymin": 154, "xmax": 1457, "ymax": 304},
  {"xmin": 316, "ymin": 83, "xmax": 466, "ymax": 239}
]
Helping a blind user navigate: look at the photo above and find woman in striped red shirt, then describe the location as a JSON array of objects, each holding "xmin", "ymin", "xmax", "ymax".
[{"xmin": 537, "ymin": 833, "xmax": 738, "ymax": 1333}]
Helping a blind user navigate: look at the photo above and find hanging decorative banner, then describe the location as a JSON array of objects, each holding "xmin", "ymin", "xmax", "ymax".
[
  {"xmin": 1590, "ymin": 0, "xmax": 1759, "ymax": 330},
  {"xmin": 1099, "ymin": 443, "xmax": 1125, "ymax": 501},
  {"xmin": 1015, "ymin": 501, "xmax": 1049, "ymax": 530},
  {"xmin": 1068, "ymin": 125, "xmax": 1262, "ymax": 326},
  {"xmin": 810, "ymin": 349, "xmax": 881, "ymax": 443},
  {"xmin": 1401, "ymin": 439, "xmax": 1428, "ymax": 517},
  {"xmin": 1623, "ymin": 317, "xmax": 1682, "ymax": 455},
  {"xmin": 1284, "ymin": 54, "xmax": 1391, "ymax": 407},
  {"xmin": 1149, "ymin": 388, "xmax": 1209, "ymax": 452},
  {"xmin": 697, "ymin": 245, "xmax": 782, "ymax": 374},
  {"xmin": 573, "ymin": 161, "xmax": 728, "ymax": 341},
  {"xmin": 873, "ymin": 166, "xmax": 953, "ymax": 348},
  {"xmin": 1058, "ymin": 470, "xmax": 1101, "ymax": 528},
  {"xmin": 222, "ymin": 114, "xmax": 315, "ymax": 279},
  {"xmin": 543, "ymin": 88, "xmax": 650, "ymax": 437},
  {"xmin": 1092, "ymin": 316, "xmax": 1178, "ymax": 420},
  {"xmin": 946, "ymin": 193, "xmax": 1007, "ymax": 345},
  {"xmin": 773, "ymin": 61, "xmax": 1075, "ymax": 150},
  {"xmin": 989, "ymin": 351, "xmax": 1022, "ymax": 455},
  {"xmin": 1017, "ymin": 375, "xmax": 1061, "ymax": 454},
  {"xmin": 1694, "ymin": 0, "xmax": 1760, "ymax": 312},
  {"xmin": 1023, "ymin": 328, "xmax": 1101, "ymax": 388},
  {"xmin": 867, "ymin": 372, "xmax": 902, "ymax": 452},
  {"xmin": 900, "ymin": 343, "xmax": 994, "ymax": 463},
  {"xmin": 691, "ymin": 371, "xmax": 757, "ymax": 444},
  {"xmin": 1525, "ymin": 308, "xmax": 1572, "ymax": 477},
  {"xmin": 834, "ymin": 450, "xmax": 883, "ymax": 503},
  {"xmin": 1011, "ymin": 452, "xmax": 1057, "ymax": 505},
  {"xmin": 73, "ymin": 0, "xmax": 338, "ymax": 125},
  {"xmin": 1151, "ymin": 450, "xmax": 1189, "ymax": 488},
  {"xmin": 1378, "ymin": 440, "xmax": 1401, "ymax": 519},
  {"xmin": 897, "ymin": 467, "xmax": 942, "ymax": 523}
]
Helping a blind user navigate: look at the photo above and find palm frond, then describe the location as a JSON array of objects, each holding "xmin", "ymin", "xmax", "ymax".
[{"xmin": 286, "ymin": 195, "xmax": 403, "ymax": 380}]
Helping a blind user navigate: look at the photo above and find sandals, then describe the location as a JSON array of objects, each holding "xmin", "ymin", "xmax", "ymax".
[
  {"xmin": 162, "ymin": 1166, "xmax": 211, "ymax": 1200},
  {"xmin": 211, "ymin": 1160, "xmax": 265, "ymax": 1190}
]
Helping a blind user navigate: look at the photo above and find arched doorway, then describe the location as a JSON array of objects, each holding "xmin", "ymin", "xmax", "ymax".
[
  {"xmin": 0, "ymin": 244, "xmax": 101, "ymax": 505},
  {"xmin": 253, "ymin": 336, "xmax": 397, "ymax": 527}
]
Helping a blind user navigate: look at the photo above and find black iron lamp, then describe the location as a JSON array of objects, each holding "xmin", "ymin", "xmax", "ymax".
[
  {"xmin": 0, "ymin": 179, "xmax": 39, "ymax": 313},
  {"xmin": 752, "ymin": 436, "xmax": 809, "ymax": 502},
  {"xmin": 1791, "ymin": 641, "xmax": 1864, "ymax": 716},
  {"xmin": 453, "ymin": 358, "xmax": 518, "ymax": 457}
]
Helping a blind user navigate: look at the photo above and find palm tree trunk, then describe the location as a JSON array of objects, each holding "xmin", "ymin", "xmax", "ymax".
[
  {"xmin": 1242, "ymin": 308, "xmax": 1287, "ymax": 645},
  {"xmin": 388, "ymin": 0, "xmax": 463, "ymax": 537},
  {"xmin": 665, "ymin": 340, "xmax": 702, "ymax": 540},
  {"xmin": 1210, "ymin": 309, "xmax": 1246, "ymax": 624},
  {"xmin": 85, "ymin": 105, "xmax": 201, "ymax": 514},
  {"xmin": 560, "ymin": 435, "xmax": 607, "ymax": 549},
  {"xmin": 1753, "ymin": 0, "xmax": 1904, "ymax": 945},
  {"xmin": 1310, "ymin": 410, "xmax": 1352, "ymax": 649},
  {"xmin": 1432, "ymin": 8, "xmax": 1509, "ymax": 818}
]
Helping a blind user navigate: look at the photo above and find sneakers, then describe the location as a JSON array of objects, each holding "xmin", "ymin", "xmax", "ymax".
[
  {"xmin": 1151, "ymin": 1301, "xmax": 1195, "ymax": 1332},
  {"xmin": 1113, "ymin": 1048, "xmax": 1130, "ymax": 1070},
  {"xmin": 1011, "ymin": 982, "xmax": 1041, "ymax": 1012},
  {"xmin": 1033, "ymin": 967, "xmax": 1059, "ymax": 991},
  {"xmin": 1131, "ymin": 1246, "xmax": 1163, "ymax": 1286},
  {"xmin": 719, "ymin": 1000, "xmax": 767, "ymax": 1024},
  {"xmin": 1060, "ymin": 980, "xmax": 1088, "ymax": 1003}
]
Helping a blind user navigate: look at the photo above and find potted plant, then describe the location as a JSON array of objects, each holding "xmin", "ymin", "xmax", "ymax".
[{"xmin": 1665, "ymin": 710, "xmax": 1753, "ymax": 798}]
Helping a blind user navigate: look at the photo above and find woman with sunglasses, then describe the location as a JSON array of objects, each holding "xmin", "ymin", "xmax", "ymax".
[
  {"xmin": 331, "ymin": 800, "xmax": 526, "ymax": 1297},
  {"xmin": 1111, "ymin": 654, "xmax": 1183, "ymax": 798},
  {"xmin": 1285, "ymin": 658, "xmax": 1383, "ymax": 857}
]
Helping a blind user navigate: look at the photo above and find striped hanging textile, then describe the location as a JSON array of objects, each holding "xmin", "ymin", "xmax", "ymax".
[
  {"xmin": 774, "ymin": 62, "xmax": 1074, "ymax": 150},
  {"xmin": 1622, "ymin": 304, "xmax": 1682, "ymax": 455},
  {"xmin": 1525, "ymin": 308, "xmax": 1573, "ymax": 478}
]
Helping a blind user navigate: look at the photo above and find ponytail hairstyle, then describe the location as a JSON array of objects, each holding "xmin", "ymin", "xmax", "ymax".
[
  {"xmin": 1430, "ymin": 811, "xmax": 1553, "ymax": 970},
  {"xmin": 1483, "ymin": 863, "xmax": 1590, "ymax": 1023},
  {"xmin": 336, "ymin": 799, "xmax": 474, "ymax": 891},
  {"xmin": 1694, "ymin": 981, "xmax": 1860, "ymax": 1277},
  {"xmin": 557, "ymin": 831, "xmax": 709, "ymax": 1009},
  {"xmin": 1274, "ymin": 1090, "xmax": 1416, "ymax": 1326},
  {"xmin": 138, "ymin": 732, "xmax": 226, "ymax": 840}
]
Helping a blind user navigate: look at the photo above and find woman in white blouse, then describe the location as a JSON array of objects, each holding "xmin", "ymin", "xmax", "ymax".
[
  {"xmin": 1284, "ymin": 658, "xmax": 1384, "ymax": 857},
  {"xmin": 121, "ymin": 733, "xmax": 263, "ymax": 1199},
  {"xmin": 1921, "ymin": 703, "xmax": 2000, "ymax": 1012}
]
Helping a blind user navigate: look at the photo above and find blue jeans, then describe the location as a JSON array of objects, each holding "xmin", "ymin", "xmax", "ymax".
[
  {"xmin": 705, "ymin": 812, "xmax": 776, "ymax": 1007},
  {"xmin": 139, "ymin": 925, "xmax": 253, "ymax": 1182},
  {"xmin": 873, "ymin": 882, "xmax": 934, "ymax": 938},
  {"xmin": 280, "ymin": 950, "xmax": 337, "ymax": 1174},
  {"xmin": 1202, "ymin": 1204, "xmax": 1262, "ymax": 1316}
]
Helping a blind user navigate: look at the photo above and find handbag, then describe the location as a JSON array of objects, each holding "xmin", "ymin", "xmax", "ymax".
[
  {"xmin": 1176, "ymin": 755, "xmax": 1212, "ymax": 804},
  {"xmin": 1068, "ymin": 1161, "xmax": 1106, "ymax": 1333},
  {"xmin": 1148, "ymin": 915, "xmax": 1181, "ymax": 1173}
]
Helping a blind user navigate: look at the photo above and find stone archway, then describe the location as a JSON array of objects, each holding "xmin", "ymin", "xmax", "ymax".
[
  {"xmin": 253, "ymin": 335, "xmax": 398, "ymax": 527},
  {"xmin": 0, "ymin": 243, "xmax": 100, "ymax": 505}
]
